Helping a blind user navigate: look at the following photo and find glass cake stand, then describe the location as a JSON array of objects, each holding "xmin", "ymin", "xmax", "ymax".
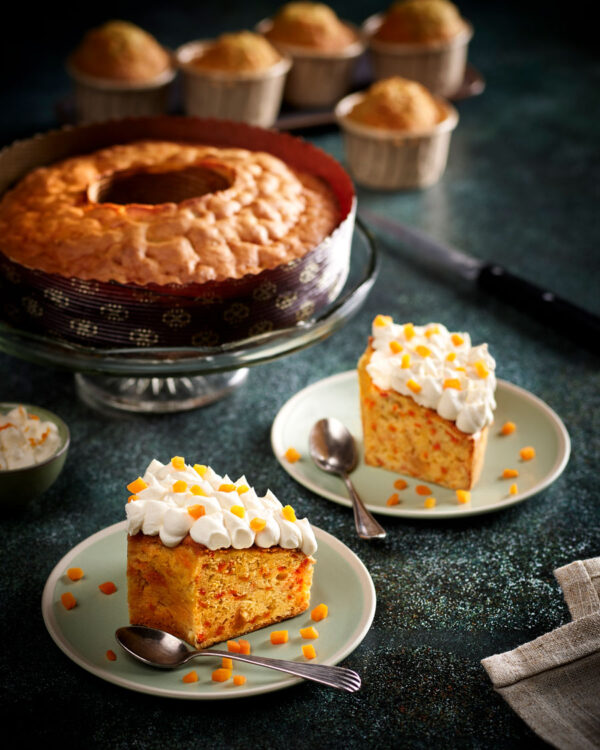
[{"xmin": 0, "ymin": 221, "xmax": 377, "ymax": 413}]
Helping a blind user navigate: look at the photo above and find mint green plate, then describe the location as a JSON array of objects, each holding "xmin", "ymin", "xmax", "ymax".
[
  {"xmin": 271, "ymin": 371, "xmax": 570, "ymax": 519},
  {"xmin": 42, "ymin": 521, "xmax": 375, "ymax": 699}
]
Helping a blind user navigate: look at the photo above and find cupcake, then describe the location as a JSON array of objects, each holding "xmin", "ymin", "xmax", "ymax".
[
  {"xmin": 257, "ymin": 2, "xmax": 365, "ymax": 108},
  {"xmin": 175, "ymin": 31, "xmax": 291, "ymax": 127},
  {"xmin": 363, "ymin": 0, "xmax": 473, "ymax": 97},
  {"xmin": 67, "ymin": 20, "xmax": 176, "ymax": 123},
  {"xmin": 335, "ymin": 76, "xmax": 458, "ymax": 189}
]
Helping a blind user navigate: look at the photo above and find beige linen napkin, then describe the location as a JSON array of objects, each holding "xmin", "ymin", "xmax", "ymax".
[{"xmin": 482, "ymin": 558, "xmax": 600, "ymax": 750}]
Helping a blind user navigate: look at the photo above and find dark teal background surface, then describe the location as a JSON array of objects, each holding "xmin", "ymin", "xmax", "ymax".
[{"xmin": 0, "ymin": 2, "xmax": 598, "ymax": 747}]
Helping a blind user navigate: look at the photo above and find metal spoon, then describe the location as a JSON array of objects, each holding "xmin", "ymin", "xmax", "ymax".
[
  {"xmin": 115, "ymin": 625, "xmax": 361, "ymax": 692},
  {"xmin": 309, "ymin": 417, "xmax": 386, "ymax": 540}
]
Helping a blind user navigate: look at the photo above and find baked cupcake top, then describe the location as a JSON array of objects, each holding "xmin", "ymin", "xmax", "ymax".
[
  {"xmin": 125, "ymin": 457, "xmax": 318, "ymax": 554},
  {"xmin": 70, "ymin": 20, "xmax": 171, "ymax": 81},
  {"xmin": 190, "ymin": 31, "xmax": 282, "ymax": 73},
  {"xmin": 374, "ymin": 0, "xmax": 466, "ymax": 44},
  {"xmin": 346, "ymin": 76, "xmax": 445, "ymax": 131},
  {"xmin": 265, "ymin": 2, "xmax": 357, "ymax": 52}
]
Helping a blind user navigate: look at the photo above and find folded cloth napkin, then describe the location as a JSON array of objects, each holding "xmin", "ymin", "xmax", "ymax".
[{"xmin": 482, "ymin": 558, "xmax": 600, "ymax": 750}]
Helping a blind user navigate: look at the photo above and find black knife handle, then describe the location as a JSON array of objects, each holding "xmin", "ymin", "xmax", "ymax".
[{"xmin": 478, "ymin": 264, "xmax": 600, "ymax": 355}]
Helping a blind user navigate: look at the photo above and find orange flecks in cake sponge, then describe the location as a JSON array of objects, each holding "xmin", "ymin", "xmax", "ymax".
[
  {"xmin": 250, "ymin": 517, "xmax": 267, "ymax": 532},
  {"xmin": 451, "ymin": 333, "xmax": 464, "ymax": 346},
  {"xmin": 302, "ymin": 644, "xmax": 317, "ymax": 659},
  {"xmin": 394, "ymin": 478, "xmax": 408, "ymax": 490},
  {"xmin": 67, "ymin": 567, "xmax": 84, "ymax": 581},
  {"xmin": 415, "ymin": 345, "xmax": 431, "ymax": 358},
  {"xmin": 454, "ymin": 366, "xmax": 466, "ymax": 372},
  {"xmin": 502, "ymin": 468, "xmax": 519, "ymax": 479},
  {"xmin": 282, "ymin": 505, "xmax": 296, "ymax": 522},
  {"xmin": 424, "ymin": 497, "xmax": 437, "ymax": 509},
  {"xmin": 311, "ymin": 603, "xmax": 328, "ymax": 621},
  {"xmin": 425, "ymin": 325, "xmax": 440, "ymax": 337},
  {"xmin": 127, "ymin": 477, "xmax": 147, "ymax": 494},
  {"xmin": 173, "ymin": 480, "xmax": 187, "ymax": 493},
  {"xmin": 520, "ymin": 446, "xmax": 536, "ymax": 461},
  {"xmin": 128, "ymin": 495, "xmax": 138, "ymax": 503},
  {"xmin": 227, "ymin": 640, "xmax": 242, "ymax": 653},
  {"xmin": 61, "ymin": 592, "xmax": 77, "ymax": 610},
  {"xmin": 473, "ymin": 360, "xmax": 489, "ymax": 378},
  {"xmin": 500, "ymin": 421, "xmax": 517, "ymax": 435},
  {"xmin": 443, "ymin": 379, "xmax": 462, "ymax": 390},
  {"xmin": 190, "ymin": 485, "xmax": 207, "ymax": 496},
  {"xmin": 509, "ymin": 483, "xmax": 519, "ymax": 495},
  {"xmin": 401, "ymin": 354, "xmax": 411, "ymax": 369},
  {"xmin": 219, "ymin": 483, "xmax": 236, "ymax": 492},
  {"xmin": 233, "ymin": 675, "xmax": 247, "ymax": 686},
  {"xmin": 183, "ymin": 670, "xmax": 199, "ymax": 683},
  {"xmin": 99, "ymin": 581, "xmax": 117, "ymax": 595},
  {"xmin": 456, "ymin": 490, "xmax": 471, "ymax": 504},
  {"xmin": 300, "ymin": 626, "xmax": 319, "ymax": 639},
  {"xmin": 374, "ymin": 314, "xmax": 392, "ymax": 327},
  {"xmin": 404, "ymin": 323, "xmax": 416, "ymax": 340},
  {"xmin": 212, "ymin": 668, "xmax": 232, "ymax": 682},
  {"xmin": 270, "ymin": 630, "xmax": 289, "ymax": 644},
  {"xmin": 446, "ymin": 352, "xmax": 457, "ymax": 362},
  {"xmin": 386, "ymin": 493, "xmax": 400, "ymax": 506},
  {"xmin": 407, "ymin": 379, "xmax": 421, "ymax": 394},
  {"xmin": 188, "ymin": 504, "xmax": 206, "ymax": 520},
  {"xmin": 284, "ymin": 447, "xmax": 301, "ymax": 463},
  {"xmin": 171, "ymin": 456, "xmax": 185, "ymax": 470},
  {"xmin": 238, "ymin": 639, "xmax": 251, "ymax": 654},
  {"xmin": 222, "ymin": 657, "xmax": 233, "ymax": 670},
  {"xmin": 106, "ymin": 650, "xmax": 117, "ymax": 661},
  {"xmin": 416, "ymin": 485, "xmax": 432, "ymax": 495},
  {"xmin": 194, "ymin": 464, "xmax": 208, "ymax": 477},
  {"xmin": 389, "ymin": 340, "xmax": 403, "ymax": 354},
  {"xmin": 230, "ymin": 505, "xmax": 246, "ymax": 518},
  {"xmin": 236, "ymin": 484, "xmax": 250, "ymax": 494}
]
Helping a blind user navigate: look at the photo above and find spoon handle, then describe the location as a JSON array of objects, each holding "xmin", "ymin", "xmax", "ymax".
[
  {"xmin": 341, "ymin": 474, "xmax": 386, "ymax": 540},
  {"xmin": 188, "ymin": 649, "xmax": 361, "ymax": 692}
]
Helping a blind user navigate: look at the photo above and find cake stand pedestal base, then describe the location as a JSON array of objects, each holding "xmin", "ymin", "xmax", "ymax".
[{"xmin": 74, "ymin": 370, "xmax": 249, "ymax": 413}]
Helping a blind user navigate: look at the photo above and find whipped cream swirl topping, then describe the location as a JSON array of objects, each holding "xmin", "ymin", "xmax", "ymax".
[
  {"xmin": 367, "ymin": 317, "xmax": 497, "ymax": 434},
  {"xmin": 0, "ymin": 405, "xmax": 61, "ymax": 470},
  {"xmin": 125, "ymin": 458, "xmax": 318, "ymax": 555}
]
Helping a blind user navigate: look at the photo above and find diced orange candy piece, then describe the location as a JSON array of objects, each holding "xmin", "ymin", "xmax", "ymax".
[
  {"xmin": 282, "ymin": 505, "xmax": 296, "ymax": 522},
  {"xmin": 212, "ymin": 668, "xmax": 232, "ymax": 682},
  {"xmin": 394, "ymin": 478, "xmax": 408, "ymax": 490},
  {"xmin": 311, "ymin": 603, "xmax": 328, "ymax": 621},
  {"xmin": 401, "ymin": 354, "xmax": 411, "ymax": 369},
  {"xmin": 386, "ymin": 493, "xmax": 400, "ymax": 506},
  {"xmin": 300, "ymin": 626, "xmax": 319, "ymax": 639},
  {"xmin": 404, "ymin": 323, "xmax": 415, "ymax": 340},
  {"xmin": 424, "ymin": 497, "xmax": 437, "ymax": 509},
  {"xmin": 171, "ymin": 456, "xmax": 185, "ymax": 471},
  {"xmin": 106, "ymin": 650, "xmax": 117, "ymax": 661},
  {"xmin": 509, "ymin": 483, "xmax": 518, "ymax": 495},
  {"xmin": 236, "ymin": 484, "xmax": 250, "ymax": 494},
  {"xmin": 67, "ymin": 567, "xmax": 84, "ymax": 581},
  {"xmin": 219, "ymin": 483, "xmax": 236, "ymax": 492},
  {"xmin": 416, "ymin": 345, "xmax": 431, "ymax": 358},
  {"xmin": 190, "ymin": 485, "xmax": 207, "ymax": 496},
  {"xmin": 227, "ymin": 640, "xmax": 241, "ymax": 653},
  {"xmin": 456, "ymin": 490, "xmax": 471, "ymax": 504},
  {"xmin": 446, "ymin": 352, "xmax": 457, "ymax": 362},
  {"xmin": 194, "ymin": 464, "xmax": 208, "ymax": 477},
  {"xmin": 238, "ymin": 639, "xmax": 251, "ymax": 654},
  {"xmin": 233, "ymin": 675, "xmax": 247, "ymax": 686},
  {"xmin": 373, "ymin": 314, "xmax": 392, "ymax": 327},
  {"xmin": 443, "ymin": 379, "xmax": 462, "ymax": 390},
  {"xmin": 502, "ymin": 468, "xmax": 519, "ymax": 479},
  {"xmin": 98, "ymin": 581, "xmax": 117, "ymax": 595},
  {"xmin": 451, "ymin": 333, "xmax": 464, "ymax": 346},
  {"xmin": 250, "ymin": 518, "xmax": 267, "ymax": 532},
  {"xmin": 520, "ymin": 446, "xmax": 536, "ymax": 461},
  {"xmin": 183, "ymin": 670, "xmax": 199, "ymax": 683},
  {"xmin": 221, "ymin": 657, "xmax": 233, "ymax": 670},
  {"xmin": 270, "ymin": 630, "xmax": 289, "ymax": 645},
  {"xmin": 188, "ymin": 504, "xmax": 206, "ymax": 520},
  {"xmin": 284, "ymin": 447, "xmax": 301, "ymax": 463},
  {"xmin": 172, "ymin": 480, "xmax": 187, "ymax": 493},
  {"xmin": 127, "ymin": 477, "xmax": 147, "ymax": 494},
  {"xmin": 415, "ymin": 485, "xmax": 432, "ymax": 495},
  {"xmin": 230, "ymin": 505, "xmax": 245, "ymax": 518},
  {"xmin": 500, "ymin": 421, "xmax": 517, "ymax": 435},
  {"xmin": 302, "ymin": 644, "xmax": 317, "ymax": 659},
  {"xmin": 474, "ymin": 360, "xmax": 489, "ymax": 378},
  {"xmin": 389, "ymin": 340, "xmax": 403, "ymax": 354},
  {"xmin": 61, "ymin": 592, "xmax": 77, "ymax": 610},
  {"xmin": 407, "ymin": 379, "xmax": 421, "ymax": 394}
]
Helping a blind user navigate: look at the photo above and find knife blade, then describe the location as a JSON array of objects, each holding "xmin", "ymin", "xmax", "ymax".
[{"xmin": 360, "ymin": 209, "xmax": 600, "ymax": 355}]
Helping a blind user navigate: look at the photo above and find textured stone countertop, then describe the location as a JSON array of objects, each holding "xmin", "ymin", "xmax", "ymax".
[{"xmin": 0, "ymin": 2, "xmax": 598, "ymax": 748}]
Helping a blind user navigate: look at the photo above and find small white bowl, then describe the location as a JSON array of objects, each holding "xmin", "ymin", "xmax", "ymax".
[
  {"xmin": 175, "ymin": 41, "xmax": 291, "ymax": 127},
  {"xmin": 335, "ymin": 91, "xmax": 458, "ymax": 190},
  {"xmin": 256, "ymin": 18, "xmax": 365, "ymax": 109},
  {"xmin": 363, "ymin": 14, "xmax": 473, "ymax": 97}
]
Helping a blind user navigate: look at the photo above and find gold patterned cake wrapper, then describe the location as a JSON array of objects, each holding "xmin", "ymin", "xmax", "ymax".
[{"xmin": 0, "ymin": 116, "xmax": 355, "ymax": 348}]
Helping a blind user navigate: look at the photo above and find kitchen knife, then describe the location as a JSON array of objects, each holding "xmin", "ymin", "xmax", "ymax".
[{"xmin": 360, "ymin": 209, "xmax": 600, "ymax": 355}]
